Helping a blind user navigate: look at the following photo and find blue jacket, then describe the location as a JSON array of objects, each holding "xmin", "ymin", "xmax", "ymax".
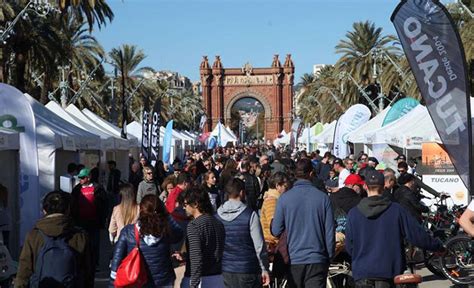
[
  {"xmin": 346, "ymin": 196, "xmax": 443, "ymax": 281},
  {"xmin": 271, "ymin": 179, "xmax": 335, "ymax": 265},
  {"xmin": 110, "ymin": 218, "xmax": 183, "ymax": 287}
]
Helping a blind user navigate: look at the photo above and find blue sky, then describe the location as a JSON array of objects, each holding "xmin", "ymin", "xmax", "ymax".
[{"xmin": 93, "ymin": 0, "xmax": 453, "ymax": 83}]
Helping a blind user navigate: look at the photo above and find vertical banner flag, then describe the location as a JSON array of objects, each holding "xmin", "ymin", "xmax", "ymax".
[
  {"xmin": 391, "ymin": 0, "xmax": 472, "ymax": 192},
  {"xmin": 290, "ymin": 118, "xmax": 301, "ymax": 150},
  {"xmin": 333, "ymin": 104, "xmax": 371, "ymax": 159},
  {"xmin": 0, "ymin": 84, "xmax": 40, "ymax": 244},
  {"xmin": 199, "ymin": 114, "xmax": 207, "ymax": 131},
  {"xmin": 141, "ymin": 96, "xmax": 150, "ymax": 160},
  {"xmin": 150, "ymin": 98, "xmax": 161, "ymax": 166},
  {"xmin": 218, "ymin": 121, "xmax": 222, "ymax": 147},
  {"xmin": 121, "ymin": 93, "xmax": 128, "ymax": 139},
  {"xmin": 162, "ymin": 120, "xmax": 174, "ymax": 164}
]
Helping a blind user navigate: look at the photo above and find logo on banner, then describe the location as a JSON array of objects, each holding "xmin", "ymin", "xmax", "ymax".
[
  {"xmin": 151, "ymin": 111, "xmax": 160, "ymax": 159},
  {"xmin": 0, "ymin": 114, "xmax": 25, "ymax": 132}
]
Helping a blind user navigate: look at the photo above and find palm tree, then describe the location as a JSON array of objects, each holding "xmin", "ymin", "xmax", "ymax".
[
  {"xmin": 57, "ymin": 0, "xmax": 114, "ymax": 31},
  {"xmin": 108, "ymin": 44, "xmax": 153, "ymax": 126},
  {"xmin": 335, "ymin": 21, "xmax": 401, "ymax": 109},
  {"xmin": 0, "ymin": 1, "xmax": 15, "ymax": 82}
]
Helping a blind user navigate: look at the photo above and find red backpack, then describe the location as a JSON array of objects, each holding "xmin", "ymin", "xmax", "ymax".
[{"xmin": 114, "ymin": 225, "xmax": 148, "ymax": 288}]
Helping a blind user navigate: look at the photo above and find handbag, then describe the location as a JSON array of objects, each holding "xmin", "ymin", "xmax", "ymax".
[{"xmin": 114, "ymin": 225, "xmax": 148, "ymax": 288}]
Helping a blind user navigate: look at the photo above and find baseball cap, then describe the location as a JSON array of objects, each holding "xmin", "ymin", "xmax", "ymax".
[
  {"xmin": 333, "ymin": 158, "xmax": 344, "ymax": 166},
  {"xmin": 77, "ymin": 168, "xmax": 90, "ymax": 178},
  {"xmin": 395, "ymin": 154, "xmax": 407, "ymax": 161},
  {"xmin": 344, "ymin": 174, "xmax": 365, "ymax": 186},
  {"xmin": 365, "ymin": 170, "xmax": 384, "ymax": 186},
  {"xmin": 368, "ymin": 157, "xmax": 379, "ymax": 165}
]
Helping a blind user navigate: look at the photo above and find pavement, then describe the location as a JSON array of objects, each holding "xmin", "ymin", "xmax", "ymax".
[{"xmin": 93, "ymin": 228, "xmax": 468, "ymax": 288}]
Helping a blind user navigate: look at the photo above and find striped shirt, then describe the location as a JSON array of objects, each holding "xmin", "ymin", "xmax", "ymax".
[{"xmin": 184, "ymin": 214, "xmax": 225, "ymax": 288}]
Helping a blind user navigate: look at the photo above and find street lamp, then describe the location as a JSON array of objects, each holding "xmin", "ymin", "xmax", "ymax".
[{"xmin": 0, "ymin": 0, "xmax": 58, "ymax": 43}]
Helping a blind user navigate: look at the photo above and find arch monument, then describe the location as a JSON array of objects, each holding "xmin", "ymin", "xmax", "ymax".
[{"xmin": 200, "ymin": 54, "xmax": 294, "ymax": 141}]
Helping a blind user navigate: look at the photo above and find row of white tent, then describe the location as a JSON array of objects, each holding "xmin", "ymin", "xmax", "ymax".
[
  {"xmin": 273, "ymin": 104, "xmax": 444, "ymax": 152},
  {"xmin": 0, "ymin": 84, "xmax": 199, "ymax": 255}
]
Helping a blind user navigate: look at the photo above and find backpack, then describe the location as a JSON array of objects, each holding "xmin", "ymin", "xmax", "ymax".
[{"xmin": 30, "ymin": 230, "xmax": 78, "ymax": 288}]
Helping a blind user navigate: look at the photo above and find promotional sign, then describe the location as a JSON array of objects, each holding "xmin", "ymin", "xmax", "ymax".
[
  {"xmin": 392, "ymin": 0, "xmax": 472, "ymax": 193},
  {"xmin": 290, "ymin": 118, "xmax": 301, "ymax": 149},
  {"xmin": 149, "ymin": 99, "xmax": 161, "ymax": 166},
  {"xmin": 420, "ymin": 143, "xmax": 468, "ymax": 205},
  {"xmin": 199, "ymin": 114, "xmax": 207, "ymax": 131},
  {"xmin": 0, "ymin": 84, "xmax": 39, "ymax": 244},
  {"xmin": 162, "ymin": 120, "xmax": 174, "ymax": 164},
  {"xmin": 141, "ymin": 96, "xmax": 150, "ymax": 161},
  {"xmin": 333, "ymin": 104, "xmax": 371, "ymax": 159},
  {"xmin": 382, "ymin": 97, "xmax": 419, "ymax": 126}
]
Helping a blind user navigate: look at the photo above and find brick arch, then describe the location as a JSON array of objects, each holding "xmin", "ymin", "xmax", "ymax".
[{"xmin": 225, "ymin": 90, "xmax": 272, "ymax": 120}]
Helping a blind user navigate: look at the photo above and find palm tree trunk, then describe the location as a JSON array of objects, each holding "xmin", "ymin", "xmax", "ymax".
[{"xmin": 15, "ymin": 52, "xmax": 27, "ymax": 92}]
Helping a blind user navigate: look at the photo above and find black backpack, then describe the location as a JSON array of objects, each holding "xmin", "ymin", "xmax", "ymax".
[{"xmin": 30, "ymin": 230, "xmax": 78, "ymax": 288}]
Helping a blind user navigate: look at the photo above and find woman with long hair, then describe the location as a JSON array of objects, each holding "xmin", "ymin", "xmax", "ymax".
[
  {"xmin": 108, "ymin": 184, "xmax": 140, "ymax": 244},
  {"xmin": 110, "ymin": 194, "xmax": 183, "ymax": 287},
  {"xmin": 201, "ymin": 171, "xmax": 220, "ymax": 211}
]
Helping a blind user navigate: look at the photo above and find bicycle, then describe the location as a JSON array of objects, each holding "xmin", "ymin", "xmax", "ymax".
[{"xmin": 440, "ymin": 233, "xmax": 474, "ymax": 285}]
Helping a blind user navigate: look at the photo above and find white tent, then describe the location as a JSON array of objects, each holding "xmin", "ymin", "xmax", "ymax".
[
  {"xmin": 46, "ymin": 101, "xmax": 118, "ymax": 151},
  {"xmin": 0, "ymin": 84, "xmax": 101, "ymax": 243},
  {"xmin": 211, "ymin": 122, "xmax": 237, "ymax": 147},
  {"xmin": 312, "ymin": 120, "xmax": 337, "ymax": 144},
  {"xmin": 347, "ymin": 106, "xmax": 390, "ymax": 144},
  {"xmin": 363, "ymin": 105, "xmax": 441, "ymax": 149},
  {"xmin": 0, "ymin": 128, "xmax": 20, "ymax": 256},
  {"xmin": 81, "ymin": 108, "xmax": 139, "ymax": 148},
  {"xmin": 273, "ymin": 130, "xmax": 290, "ymax": 146}
]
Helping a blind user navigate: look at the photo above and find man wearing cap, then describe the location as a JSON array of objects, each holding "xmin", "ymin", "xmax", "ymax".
[
  {"xmin": 367, "ymin": 157, "xmax": 379, "ymax": 169},
  {"xmin": 329, "ymin": 174, "xmax": 363, "ymax": 214},
  {"xmin": 345, "ymin": 170, "xmax": 444, "ymax": 287},
  {"xmin": 329, "ymin": 158, "xmax": 350, "ymax": 193},
  {"xmin": 71, "ymin": 168, "xmax": 107, "ymax": 268},
  {"xmin": 393, "ymin": 173, "xmax": 429, "ymax": 223}
]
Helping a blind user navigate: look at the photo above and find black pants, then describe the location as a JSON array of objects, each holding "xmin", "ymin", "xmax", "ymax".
[
  {"xmin": 290, "ymin": 263, "xmax": 329, "ymax": 288},
  {"xmin": 355, "ymin": 279, "xmax": 395, "ymax": 288},
  {"xmin": 222, "ymin": 272, "xmax": 261, "ymax": 288}
]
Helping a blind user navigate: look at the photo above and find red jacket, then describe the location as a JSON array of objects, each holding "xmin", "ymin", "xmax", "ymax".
[{"xmin": 165, "ymin": 186, "xmax": 188, "ymax": 221}]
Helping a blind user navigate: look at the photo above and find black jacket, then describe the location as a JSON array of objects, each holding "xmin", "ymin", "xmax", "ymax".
[
  {"xmin": 110, "ymin": 219, "xmax": 183, "ymax": 287},
  {"xmin": 71, "ymin": 183, "xmax": 107, "ymax": 228},
  {"xmin": 330, "ymin": 187, "xmax": 361, "ymax": 214},
  {"xmin": 242, "ymin": 172, "xmax": 261, "ymax": 211},
  {"xmin": 393, "ymin": 186, "xmax": 429, "ymax": 222}
]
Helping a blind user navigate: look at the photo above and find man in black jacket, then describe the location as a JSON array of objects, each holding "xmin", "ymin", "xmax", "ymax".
[
  {"xmin": 330, "ymin": 173, "xmax": 362, "ymax": 214},
  {"xmin": 240, "ymin": 160, "xmax": 261, "ymax": 211},
  {"xmin": 393, "ymin": 173, "xmax": 428, "ymax": 223}
]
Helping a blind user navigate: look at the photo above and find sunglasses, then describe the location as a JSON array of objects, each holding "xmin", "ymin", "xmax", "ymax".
[
  {"xmin": 146, "ymin": 172, "xmax": 153, "ymax": 175},
  {"xmin": 78, "ymin": 176, "xmax": 87, "ymax": 180}
]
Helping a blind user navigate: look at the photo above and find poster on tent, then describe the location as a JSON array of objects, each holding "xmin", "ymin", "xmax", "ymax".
[
  {"xmin": 419, "ymin": 143, "xmax": 468, "ymax": 205},
  {"xmin": 392, "ymin": 0, "xmax": 472, "ymax": 193},
  {"xmin": 370, "ymin": 144, "xmax": 399, "ymax": 169},
  {"xmin": 333, "ymin": 104, "xmax": 371, "ymax": 159},
  {"xmin": 149, "ymin": 99, "xmax": 161, "ymax": 166}
]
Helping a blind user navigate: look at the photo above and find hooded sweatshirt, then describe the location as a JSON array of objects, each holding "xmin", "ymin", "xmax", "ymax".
[
  {"xmin": 217, "ymin": 199, "xmax": 269, "ymax": 273},
  {"xmin": 16, "ymin": 214, "xmax": 93, "ymax": 288},
  {"xmin": 346, "ymin": 195, "xmax": 443, "ymax": 281}
]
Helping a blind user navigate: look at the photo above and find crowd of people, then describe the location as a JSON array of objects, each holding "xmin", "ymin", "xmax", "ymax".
[{"xmin": 14, "ymin": 145, "xmax": 452, "ymax": 288}]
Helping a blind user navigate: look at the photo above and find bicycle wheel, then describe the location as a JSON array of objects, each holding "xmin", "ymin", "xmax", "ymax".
[{"xmin": 440, "ymin": 234, "xmax": 474, "ymax": 285}]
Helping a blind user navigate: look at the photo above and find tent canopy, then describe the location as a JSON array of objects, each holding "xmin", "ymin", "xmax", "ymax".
[
  {"xmin": 363, "ymin": 105, "xmax": 440, "ymax": 149},
  {"xmin": 312, "ymin": 120, "xmax": 337, "ymax": 144},
  {"xmin": 211, "ymin": 122, "xmax": 237, "ymax": 146}
]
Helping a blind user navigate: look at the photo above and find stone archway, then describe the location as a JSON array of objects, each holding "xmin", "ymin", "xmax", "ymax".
[
  {"xmin": 200, "ymin": 55, "xmax": 295, "ymax": 140},
  {"xmin": 225, "ymin": 90, "xmax": 272, "ymax": 121}
]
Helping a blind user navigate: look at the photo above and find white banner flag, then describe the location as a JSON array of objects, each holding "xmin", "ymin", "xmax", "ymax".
[{"xmin": 333, "ymin": 104, "xmax": 371, "ymax": 158}]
